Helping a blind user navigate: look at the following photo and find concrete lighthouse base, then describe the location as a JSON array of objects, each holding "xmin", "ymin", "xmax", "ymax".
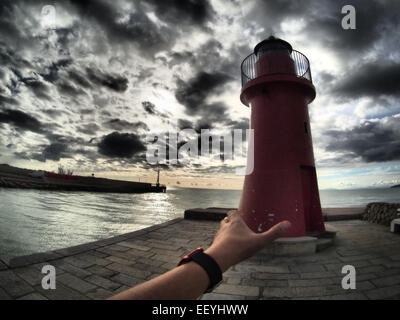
[
  {"xmin": 258, "ymin": 225, "xmax": 337, "ymax": 256},
  {"xmin": 184, "ymin": 208, "xmax": 341, "ymax": 256}
]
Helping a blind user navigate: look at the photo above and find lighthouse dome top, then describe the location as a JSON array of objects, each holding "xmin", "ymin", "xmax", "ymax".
[
  {"xmin": 241, "ymin": 37, "xmax": 312, "ymax": 88},
  {"xmin": 253, "ymin": 36, "xmax": 293, "ymax": 56}
]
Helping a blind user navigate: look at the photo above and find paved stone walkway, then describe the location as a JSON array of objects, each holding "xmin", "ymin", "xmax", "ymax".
[{"xmin": 0, "ymin": 218, "xmax": 399, "ymax": 300}]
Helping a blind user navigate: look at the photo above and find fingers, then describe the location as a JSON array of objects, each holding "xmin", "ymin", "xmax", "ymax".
[
  {"xmin": 226, "ymin": 210, "xmax": 236, "ymax": 218},
  {"xmin": 221, "ymin": 210, "xmax": 237, "ymax": 225},
  {"xmin": 258, "ymin": 220, "xmax": 292, "ymax": 243}
]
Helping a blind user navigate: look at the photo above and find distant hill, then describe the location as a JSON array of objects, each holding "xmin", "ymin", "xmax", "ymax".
[{"xmin": 390, "ymin": 184, "xmax": 400, "ymax": 188}]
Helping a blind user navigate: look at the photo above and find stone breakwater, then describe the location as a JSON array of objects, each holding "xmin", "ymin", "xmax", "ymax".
[
  {"xmin": 0, "ymin": 164, "xmax": 166, "ymax": 193},
  {"xmin": 363, "ymin": 202, "xmax": 400, "ymax": 226}
]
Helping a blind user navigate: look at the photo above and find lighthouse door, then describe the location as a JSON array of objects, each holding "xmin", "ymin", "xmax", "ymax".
[{"xmin": 300, "ymin": 166, "xmax": 313, "ymax": 232}]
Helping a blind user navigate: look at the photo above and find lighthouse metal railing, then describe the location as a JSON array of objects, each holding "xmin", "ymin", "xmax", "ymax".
[{"xmin": 241, "ymin": 49, "xmax": 312, "ymax": 87}]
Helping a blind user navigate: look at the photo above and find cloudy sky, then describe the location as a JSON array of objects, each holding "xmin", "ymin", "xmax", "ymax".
[{"xmin": 0, "ymin": 0, "xmax": 399, "ymax": 190}]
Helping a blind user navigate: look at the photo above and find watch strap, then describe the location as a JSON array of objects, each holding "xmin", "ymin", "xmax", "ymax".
[{"xmin": 178, "ymin": 248, "xmax": 222, "ymax": 293}]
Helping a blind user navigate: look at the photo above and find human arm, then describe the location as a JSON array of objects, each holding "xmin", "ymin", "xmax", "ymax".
[{"xmin": 108, "ymin": 210, "xmax": 291, "ymax": 300}]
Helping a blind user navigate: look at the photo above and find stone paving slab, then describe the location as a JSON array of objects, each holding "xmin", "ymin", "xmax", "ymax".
[{"xmin": 0, "ymin": 218, "xmax": 400, "ymax": 300}]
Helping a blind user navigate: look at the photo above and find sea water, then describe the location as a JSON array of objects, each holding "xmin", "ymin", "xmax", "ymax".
[{"xmin": 0, "ymin": 187, "xmax": 399, "ymax": 260}]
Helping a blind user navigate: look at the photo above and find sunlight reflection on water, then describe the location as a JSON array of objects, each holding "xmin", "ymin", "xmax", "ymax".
[{"xmin": 0, "ymin": 187, "xmax": 241, "ymax": 259}]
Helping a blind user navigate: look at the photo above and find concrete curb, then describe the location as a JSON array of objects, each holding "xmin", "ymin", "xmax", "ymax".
[
  {"xmin": 184, "ymin": 207, "xmax": 365, "ymax": 222},
  {"xmin": 391, "ymin": 218, "xmax": 400, "ymax": 233},
  {"xmin": 261, "ymin": 237, "xmax": 318, "ymax": 256},
  {"xmin": 323, "ymin": 213, "xmax": 363, "ymax": 221}
]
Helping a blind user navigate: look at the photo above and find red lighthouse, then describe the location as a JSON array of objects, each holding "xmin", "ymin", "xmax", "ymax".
[{"xmin": 238, "ymin": 36, "xmax": 325, "ymax": 237}]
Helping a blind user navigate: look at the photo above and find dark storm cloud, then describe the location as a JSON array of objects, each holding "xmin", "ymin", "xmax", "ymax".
[
  {"xmin": 9, "ymin": 68, "xmax": 53, "ymax": 100},
  {"xmin": 247, "ymin": 0, "xmax": 318, "ymax": 37},
  {"xmin": 175, "ymin": 71, "xmax": 233, "ymax": 129},
  {"xmin": 333, "ymin": 62, "xmax": 400, "ymax": 98},
  {"xmin": 325, "ymin": 117, "xmax": 400, "ymax": 162},
  {"xmin": 44, "ymin": 132, "xmax": 89, "ymax": 148},
  {"xmin": 178, "ymin": 119, "xmax": 194, "ymax": 130},
  {"xmin": 68, "ymin": 70, "xmax": 92, "ymax": 89},
  {"xmin": 40, "ymin": 59, "xmax": 73, "ymax": 83},
  {"xmin": 18, "ymin": 143, "xmax": 70, "ymax": 163},
  {"xmin": 145, "ymin": 0, "xmax": 215, "ymax": 27},
  {"xmin": 57, "ymin": 80, "xmax": 87, "ymax": 97},
  {"xmin": 193, "ymin": 102, "xmax": 231, "ymax": 131},
  {"xmin": 306, "ymin": 0, "xmax": 395, "ymax": 53},
  {"xmin": 40, "ymin": 108, "xmax": 65, "ymax": 118},
  {"xmin": 77, "ymin": 123, "xmax": 100, "ymax": 135},
  {"xmin": 0, "ymin": 1, "xmax": 29, "ymax": 48},
  {"xmin": 20, "ymin": 78, "xmax": 51, "ymax": 100},
  {"xmin": 175, "ymin": 71, "xmax": 233, "ymax": 115},
  {"xmin": 42, "ymin": 132, "xmax": 101, "ymax": 162},
  {"xmin": 168, "ymin": 40, "xmax": 222, "ymax": 73},
  {"xmin": 1, "ymin": 0, "xmax": 216, "ymax": 52},
  {"xmin": 55, "ymin": 26, "xmax": 79, "ymax": 53},
  {"xmin": 6, "ymin": 78, "xmax": 20, "ymax": 96},
  {"xmin": 0, "ymin": 45, "xmax": 32, "ymax": 70},
  {"xmin": 175, "ymin": 72, "xmax": 233, "ymax": 114},
  {"xmin": 231, "ymin": 118, "xmax": 249, "ymax": 130},
  {"xmin": 169, "ymin": 51, "xmax": 195, "ymax": 68},
  {"xmin": 41, "ymin": 142, "xmax": 69, "ymax": 161},
  {"xmin": 13, "ymin": 151, "xmax": 31, "ymax": 160},
  {"xmin": 316, "ymin": 71, "xmax": 335, "ymax": 87},
  {"xmin": 0, "ymin": 46, "xmax": 33, "ymax": 97},
  {"xmin": 0, "ymin": 0, "xmax": 214, "ymax": 60},
  {"xmin": 87, "ymin": 68, "xmax": 128, "ymax": 93},
  {"xmin": 67, "ymin": 0, "xmax": 173, "ymax": 55},
  {"xmin": 103, "ymin": 119, "xmax": 149, "ymax": 132},
  {"xmin": 0, "ymin": 95, "xmax": 18, "ymax": 106},
  {"xmin": 141, "ymin": 101, "xmax": 169, "ymax": 119},
  {"xmin": 0, "ymin": 109, "xmax": 44, "ymax": 133},
  {"xmin": 98, "ymin": 131, "xmax": 146, "ymax": 158},
  {"xmin": 142, "ymin": 101, "xmax": 156, "ymax": 115},
  {"xmin": 225, "ymin": 117, "xmax": 250, "ymax": 140},
  {"xmin": 0, "ymin": 109, "xmax": 88, "ymax": 161},
  {"xmin": 169, "ymin": 39, "xmax": 249, "ymax": 81},
  {"xmin": 12, "ymin": 131, "xmax": 98, "ymax": 162},
  {"xmin": 251, "ymin": 0, "xmax": 399, "ymax": 56}
]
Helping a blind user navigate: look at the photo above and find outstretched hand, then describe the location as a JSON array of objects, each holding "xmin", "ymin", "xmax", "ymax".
[
  {"xmin": 205, "ymin": 210, "xmax": 291, "ymax": 272},
  {"xmin": 108, "ymin": 210, "xmax": 292, "ymax": 300}
]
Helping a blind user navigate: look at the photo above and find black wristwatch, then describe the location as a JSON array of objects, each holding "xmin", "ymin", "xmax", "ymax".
[{"xmin": 177, "ymin": 248, "xmax": 223, "ymax": 293}]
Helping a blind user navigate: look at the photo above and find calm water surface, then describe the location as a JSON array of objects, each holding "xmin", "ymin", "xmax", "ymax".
[{"xmin": 0, "ymin": 187, "xmax": 399, "ymax": 260}]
